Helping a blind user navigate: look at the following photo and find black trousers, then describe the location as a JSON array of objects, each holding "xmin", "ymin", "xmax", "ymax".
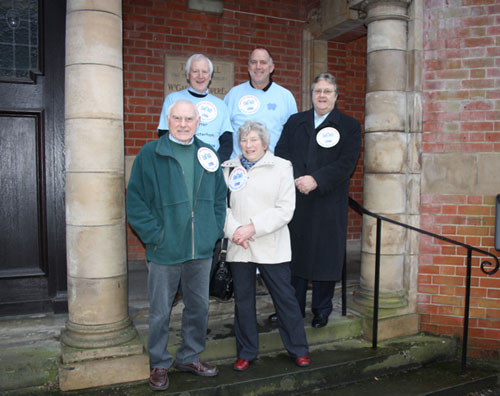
[
  {"xmin": 291, "ymin": 276, "xmax": 336, "ymax": 317},
  {"xmin": 229, "ymin": 261, "xmax": 309, "ymax": 360}
]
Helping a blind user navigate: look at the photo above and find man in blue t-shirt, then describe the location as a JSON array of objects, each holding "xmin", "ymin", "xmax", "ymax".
[
  {"xmin": 158, "ymin": 54, "xmax": 233, "ymax": 162},
  {"xmin": 224, "ymin": 48, "xmax": 298, "ymax": 157}
]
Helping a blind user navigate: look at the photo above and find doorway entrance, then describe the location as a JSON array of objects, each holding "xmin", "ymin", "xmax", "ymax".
[{"xmin": 0, "ymin": 0, "xmax": 67, "ymax": 315}]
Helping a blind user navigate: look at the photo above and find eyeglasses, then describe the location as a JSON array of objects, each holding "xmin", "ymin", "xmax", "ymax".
[{"xmin": 313, "ymin": 89, "xmax": 336, "ymax": 96}]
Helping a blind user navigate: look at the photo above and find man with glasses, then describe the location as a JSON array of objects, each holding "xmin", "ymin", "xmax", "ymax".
[{"xmin": 275, "ymin": 73, "xmax": 362, "ymax": 329}]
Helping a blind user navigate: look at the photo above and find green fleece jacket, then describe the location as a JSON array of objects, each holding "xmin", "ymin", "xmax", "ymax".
[{"xmin": 126, "ymin": 134, "xmax": 227, "ymax": 265}]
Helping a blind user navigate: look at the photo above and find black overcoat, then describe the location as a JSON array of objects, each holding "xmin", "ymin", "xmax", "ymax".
[{"xmin": 275, "ymin": 107, "xmax": 361, "ymax": 281}]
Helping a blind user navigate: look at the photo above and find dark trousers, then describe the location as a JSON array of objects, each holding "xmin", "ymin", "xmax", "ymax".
[
  {"xmin": 230, "ymin": 261, "xmax": 309, "ymax": 360},
  {"xmin": 291, "ymin": 276, "xmax": 335, "ymax": 317}
]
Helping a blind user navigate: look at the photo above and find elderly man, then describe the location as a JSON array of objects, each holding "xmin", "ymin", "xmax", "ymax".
[
  {"xmin": 158, "ymin": 54, "xmax": 234, "ymax": 162},
  {"xmin": 127, "ymin": 100, "xmax": 227, "ymax": 391},
  {"xmin": 224, "ymin": 48, "xmax": 297, "ymax": 157},
  {"xmin": 275, "ymin": 73, "xmax": 362, "ymax": 328}
]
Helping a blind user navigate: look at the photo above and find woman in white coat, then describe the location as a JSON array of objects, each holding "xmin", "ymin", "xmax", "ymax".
[{"xmin": 222, "ymin": 120, "xmax": 310, "ymax": 371}]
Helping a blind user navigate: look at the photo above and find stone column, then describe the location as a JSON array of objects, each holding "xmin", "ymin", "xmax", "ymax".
[
  {"xmin": 60, "ymin": 0, "xmax": 148, "ymax": 390},
  {"xmin": 351, "ymin": 0, "xmax": 420, "ymax": 337}
]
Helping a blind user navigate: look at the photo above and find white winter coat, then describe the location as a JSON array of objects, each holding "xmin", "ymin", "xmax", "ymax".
[{"xmin": 222, "ymin": 150, "xmax": 296, "ymax": 264}]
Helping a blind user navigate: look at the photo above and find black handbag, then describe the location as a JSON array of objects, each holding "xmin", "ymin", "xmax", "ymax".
[{"xmin": 209, "ymin": 237, "xmax": 233, "ymax": 301}]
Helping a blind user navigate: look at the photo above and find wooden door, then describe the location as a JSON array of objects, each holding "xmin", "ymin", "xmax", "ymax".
[{"xmin": 0, "ymin": 0, "xmax": 66, "ymax": 315}]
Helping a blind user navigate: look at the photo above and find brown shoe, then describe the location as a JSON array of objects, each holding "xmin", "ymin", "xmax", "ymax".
[
  {"xmin": 149, "ymin": 367, "xmax": 169, "ymax": 391},
  {"xmin": 174, "ymin": 360, "xmax": 218, "ymax": 377}
]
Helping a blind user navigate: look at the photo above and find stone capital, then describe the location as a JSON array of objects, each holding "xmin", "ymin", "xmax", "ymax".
[{"xmin": 349, "ymin": 0, "xmax": 411, "ymax": 23}]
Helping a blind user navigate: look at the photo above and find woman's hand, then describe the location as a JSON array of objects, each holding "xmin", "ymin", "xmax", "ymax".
[
  {"xmin": 295, "ymin": 175, "xmax": 318, "ymax": 195},
  {"xmin": 232, "ymin": 223, "xmax": 256, "ymax": 249}
]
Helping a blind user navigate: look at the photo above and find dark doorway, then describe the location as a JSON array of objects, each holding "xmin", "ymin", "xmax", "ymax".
[{"xmin": 0, "ymin": 0, "xmax": 67, "ymax": 315}]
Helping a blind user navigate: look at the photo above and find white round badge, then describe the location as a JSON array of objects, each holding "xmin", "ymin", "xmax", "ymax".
[
  {"xmin": 238, "ymin": 95, "xmax": 260, "ymax": 115},
  {"xmin": 197, "ymin": 101, "xmax": 217, "ymax": 123},
  {"xmin": 197, "ymin": 147, "xmax": 219, "ymax": 172},
  {"xmin": 228, "ymin": 167, "xmax": 248, "ymax": 191},
  {"xmin": 316, "ymin": 127, "xmax": 340, "ymax": 148}
]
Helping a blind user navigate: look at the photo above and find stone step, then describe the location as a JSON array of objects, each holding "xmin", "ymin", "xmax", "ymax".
[
  {"xmin": 129, "ymin": 281, "xmax": 364, "ymax": 361},
  {"xmin": 306, "ymin": 360, "xmax": 500, "ymax": 396},
  {"xmin": 5, "ymin": 334, "xmax": 482, "ymax": 395}
]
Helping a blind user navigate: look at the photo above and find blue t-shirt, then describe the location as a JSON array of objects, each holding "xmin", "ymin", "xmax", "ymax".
[
  {"xmin": 224, "ymin": 81, "xmax": 297, "ymax": 157},
  {"xmin": 157, "ymin": 89, "xmax": 233, "ymax": 151}
]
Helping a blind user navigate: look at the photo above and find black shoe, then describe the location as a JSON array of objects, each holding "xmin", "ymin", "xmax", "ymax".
[
  {"xmin": 268, "ymin": 312, "xmax": 278, "ymax": 323},
  {"xmin": 312, "ymin": 315, "xmax": 328, "ymax": 328}
]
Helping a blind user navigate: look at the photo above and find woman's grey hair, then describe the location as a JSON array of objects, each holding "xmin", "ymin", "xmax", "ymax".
[
  {"xmin": 311, "ymin": 72, "xmax": 338, "ymax": 94},
  {"xmin": 185, "ymin": 54, "xmax": 214, "ymax": 78},
  {"xmin": 238, "ymin": 120, "xmax": 270, "ymax": 148}
]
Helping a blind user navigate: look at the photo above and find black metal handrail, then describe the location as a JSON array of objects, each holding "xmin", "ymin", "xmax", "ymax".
[{"xmin": 342, "ymin": 197, "xmax": 499, "ymax": 374}]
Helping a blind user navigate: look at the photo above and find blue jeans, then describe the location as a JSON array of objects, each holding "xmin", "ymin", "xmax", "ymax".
[{"xmin": 147, "ymin": 258, "xmax": 211, "ymax": 369}]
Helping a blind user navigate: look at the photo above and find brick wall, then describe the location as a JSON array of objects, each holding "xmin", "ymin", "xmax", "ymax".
[
  {"xmin": 419, "ymin": 2, "xmax": 500, "ymax": 358},
  {"xmin": 123, "ymin": 0, "xmax": 305, "ymax": 157},
  {"xmin": 124, "ymin": 0, "xmax": 366, "ymax": 260}
]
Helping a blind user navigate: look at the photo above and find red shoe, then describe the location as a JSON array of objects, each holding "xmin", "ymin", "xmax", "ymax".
[
  {"xmin": 295, "ymin": 355, "xmax": 311, "ymax": 367},
  {"xmin": 233, "ymin": 358, "xmax": 250, "ymax": 371}
]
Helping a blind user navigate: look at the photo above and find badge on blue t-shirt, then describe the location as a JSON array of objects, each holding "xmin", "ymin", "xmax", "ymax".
[{"xmin": 238, "ymin": 95, "xmax": 260, "ymax": 115}]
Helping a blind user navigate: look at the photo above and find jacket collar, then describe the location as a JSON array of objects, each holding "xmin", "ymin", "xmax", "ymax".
[
  {"xmin": 222, "ymin": 150, "xmax": 275, "ymax": 169},
  {"xmin": 299, "ymin": 107, "xmax": 341, "ymax": 135},
  {"xmin": 155, "ymin": 133, "xmax": 201, "ymax": 156}
]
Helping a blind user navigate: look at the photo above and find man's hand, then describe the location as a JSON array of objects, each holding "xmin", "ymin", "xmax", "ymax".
[{"xmin": 295, "ymin": 175, "xmax": 318, "ymax": 195}]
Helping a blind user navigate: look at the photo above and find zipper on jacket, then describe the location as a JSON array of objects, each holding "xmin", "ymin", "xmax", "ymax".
[
  {"xmin": 157, "ymin": 141, "xmax": 206, "ymax": 260},
  {"xmin": 191, "ymin": 170, "xmax": 205, "ymax": 259}
]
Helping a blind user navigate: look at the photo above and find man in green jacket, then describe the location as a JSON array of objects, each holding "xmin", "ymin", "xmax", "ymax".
[{"xmin": 126, "ymin": 100, "xmax": 226, "ymax": 391}]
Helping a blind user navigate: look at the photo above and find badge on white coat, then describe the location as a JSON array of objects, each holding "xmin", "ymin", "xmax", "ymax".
[{"xmin": 228, "ymin": 166, "xmax": 248, "ymax": 191}]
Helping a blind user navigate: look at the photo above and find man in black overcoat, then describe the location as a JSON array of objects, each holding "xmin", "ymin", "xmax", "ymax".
[{"xmin": 274, "ymin": 72, "xmax": 362, "ymax": 328}]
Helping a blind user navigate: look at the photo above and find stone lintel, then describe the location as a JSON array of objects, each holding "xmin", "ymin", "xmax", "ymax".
[
  {"xmin": 307, "ymin": 1, "xmax": 366, "ymax": 41},
  {"xmin": 422, "ymin": 153, "xmax": 477, "ymax": 195},
  {"xmin": 187, "ymin": 0, "xmax": 223, "ymax": 14},
  {"xmin": 350, "ymin": 0, "xmax": 411, "ymax": 22},
  {"xmin": 477, "ymin": 153, "xmax": 500, "ymax": 195}
]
